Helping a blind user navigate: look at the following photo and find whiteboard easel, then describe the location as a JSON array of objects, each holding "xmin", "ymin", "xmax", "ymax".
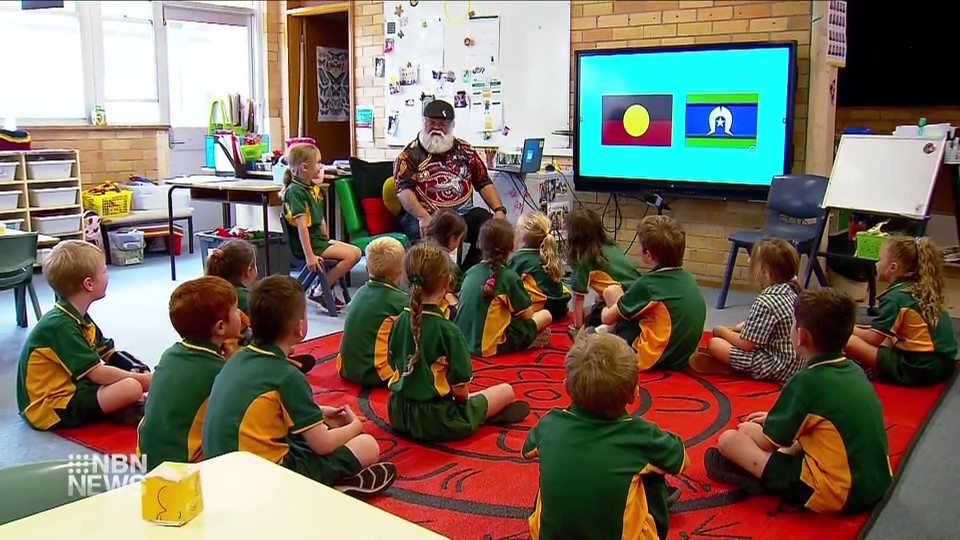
[{"xmin": 823, "ymin": 134, "xmax": 946, "ymax": 219}]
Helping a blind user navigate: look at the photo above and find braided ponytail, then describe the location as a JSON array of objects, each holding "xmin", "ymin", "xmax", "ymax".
[
  {"xmin": 401, "ymin": 243, "xmax": 454, "ymax": 379},
  {"xmin": 479, "ymin": 218, "xmax": 515, "ymax": 300},
  {"xmin": 404, "ymin": 281, "xmax": 424, "ymax": 375}
]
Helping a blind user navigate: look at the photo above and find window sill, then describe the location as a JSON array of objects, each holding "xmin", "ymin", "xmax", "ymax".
[{"xmin": 20, "ymin": 124, "xmax": 170, "ymax": 132}]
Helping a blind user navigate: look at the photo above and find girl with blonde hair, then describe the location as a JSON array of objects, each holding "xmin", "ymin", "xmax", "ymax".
[{"xmin": 509, "ymin": 211, "xmax": 571, "ymax": 320}]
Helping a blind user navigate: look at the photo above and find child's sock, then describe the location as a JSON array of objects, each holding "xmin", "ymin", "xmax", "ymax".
[
  {"xmin": 488, "ymin": 400, "xmax": 531, "ymax": 424},
  {"xmin": 703, "ymin": 448, "xmax": 764, "ymax": 495}
]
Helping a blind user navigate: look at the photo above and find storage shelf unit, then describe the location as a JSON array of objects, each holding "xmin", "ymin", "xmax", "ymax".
[{"xmin": 0, "ymin": 149, "xmax": 85, "ymax": 260}]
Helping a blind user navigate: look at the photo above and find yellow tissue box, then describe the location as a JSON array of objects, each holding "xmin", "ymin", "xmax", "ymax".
[{"xmin": 140, "ymin": 462, "xmax": 204, "ymax": 527}]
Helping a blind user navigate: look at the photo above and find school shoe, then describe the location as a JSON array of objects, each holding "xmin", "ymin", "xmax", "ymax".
[
  {"xmin": 666, "ymin": 483, "xmax": 682, "ymax": 509},
  {"xmin": 108, "ymin": 350, "xmax": 151, "ymax": 373},
  {"xmin": 703, "ymin": 448, "xmax": 764, "ymax": 495},
  {"xmin": 288, "ymin": 354, "xmax": 317, "ymax": 375},
  {"xmin": 529, "ymin": 328, "xmax": 552, "ymax": 349},
  {"xmin": 308, "ymin": 291, "xmax": 346, "ymax": 312},
  {"xmin": 108, "ymin": 400, "xmax": 145, "ymax": 426},
  {"xmin": 488, "ymin": 400, "xmax": 532, "ymax": 424},
  {"xmin": 688, "ymin": 352, "xmax": 734, "ymax": 375},
  {"xmin": 335, "ymin": 462, "xmax": 398, "ymax": 498}
]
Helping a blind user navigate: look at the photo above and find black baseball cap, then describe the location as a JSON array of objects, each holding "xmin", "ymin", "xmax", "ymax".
[{"xmin": 423, "ymin": 100, "xmax": 454, "ymax": 120}]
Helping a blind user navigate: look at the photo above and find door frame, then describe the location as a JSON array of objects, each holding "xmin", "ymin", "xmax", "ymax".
[{"xmin": 286, "ymin": 1, "xmax": 356, "ymax": 157}]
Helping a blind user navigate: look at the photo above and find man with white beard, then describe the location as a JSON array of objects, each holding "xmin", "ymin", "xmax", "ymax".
[{"xmin": 393, "ymin": 100, "xmax": 508, "ymax": 271}]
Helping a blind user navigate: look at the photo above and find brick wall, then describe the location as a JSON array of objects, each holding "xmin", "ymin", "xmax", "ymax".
[
  {"xmin": 25, "ymin": 127, "xmax": 167, "ymax": 188},
  {"xmin": 836, "ymin": 106, "xmax": 960, "ymax": 135},
  {"xmin": 265, "ymin": 2, "xmax": 287, "ymax": 144},
  {"xmin": 275, "ymin": 0, "xmax": 816, "ymax": 287}
]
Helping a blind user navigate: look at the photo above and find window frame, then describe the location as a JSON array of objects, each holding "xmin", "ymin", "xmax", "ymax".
[{"xmin": 9, "ymin": 0, "xmax": 263, "ymax": 129}]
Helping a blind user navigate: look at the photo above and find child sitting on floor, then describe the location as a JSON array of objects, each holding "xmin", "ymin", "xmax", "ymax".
[
  {"xmin": 845, "ymin": 235, "xmax": 958, "ymax": 386},
  {"xmin": 137, "ymin": 276, "xmax": 240, "ymax": 471},
  {"xmin": 509, "ymin": 211, "xmax": 571, "ymax": 321},
  {"xmin": 425, "ymin": 209, "xmax": 467, "ymax": 319},
  {"xmin": 17, "ymin": 240, "xmax": 151, "ymax": 430},
  {"xmin": 523, "ymin": 331, "xmax": 689, "ymax": 539},
  {"xmin": 204, "ymin": 238, "xmax": 258, "ymax": 357},
  {"xmin": 387, "ymin": 242, "xmax": 531, "ymax": 441},
  {"xmin": 600, "ymin": 215, "xmax": 706, "ymax": 371},
  {"xmin": 336, "ymin": 237, "xmax": 408, "ymax": 387},
  {"xmin": 282, "ymin": 143, "xmax": 361, "ymax": 312},
  {"xmin": 705, "ymin": 288, "xmax": 892, "ymax": 514},
  {"xmin": 690, "ymin": 238, "xmax": 805, "ymax": 381},
  {"xmin": 565, "ymin": 208, "xmax": 642, "ymax": 333},
  {"xmin": 203, "ymin": 275, "xmax": 396, "ymax": 497},
  {"xmin": 456, "ymin": 219, "xmax": 553, "ymax": 356}
]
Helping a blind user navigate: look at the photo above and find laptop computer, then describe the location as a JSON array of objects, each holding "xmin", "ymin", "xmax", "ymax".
[{"xmin": 494, "ymin": 138, "xmax": 545, "ymax": 175}]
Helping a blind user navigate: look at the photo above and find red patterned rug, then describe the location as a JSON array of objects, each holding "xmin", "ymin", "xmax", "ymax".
[{"xmin": 55, "ymin": 327, "xmax": 949, "ymax": 540}]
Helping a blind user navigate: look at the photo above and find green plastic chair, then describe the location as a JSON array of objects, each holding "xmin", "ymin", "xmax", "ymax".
[
  {"xmin": 333, "ymin": 177, "xmax": 410, "ymax": 253},
  {"xmin": 0, "ymin": 232, "xmax": 42, "ymax": 327},
  {"xmin": 0, "ymin": 459, "xmax": 107, "ymax": 525}
]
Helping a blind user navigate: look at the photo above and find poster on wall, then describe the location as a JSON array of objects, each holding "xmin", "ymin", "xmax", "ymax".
[
  {"xmin": 317, "ymin": 46, "xmax": 350, "ymax": 121},
  {"xmin": 826, "ymin": 0, "xmax": 847, "ymax": 68}
]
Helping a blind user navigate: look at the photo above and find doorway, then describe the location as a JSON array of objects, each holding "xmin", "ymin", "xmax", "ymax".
[{"xmin": 287, "ymin": 6, "xmax": 352, "ymax": 162}]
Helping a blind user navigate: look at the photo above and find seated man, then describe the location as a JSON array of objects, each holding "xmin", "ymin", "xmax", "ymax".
[{"xmin": 393, "ymin": 99, "xmax": 508, "ymax": 271}]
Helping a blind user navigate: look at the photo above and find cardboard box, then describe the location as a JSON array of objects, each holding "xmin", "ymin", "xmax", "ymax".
[{"xmin": 141, "ymin": 462, "xmax": 204, "ymax": 526}]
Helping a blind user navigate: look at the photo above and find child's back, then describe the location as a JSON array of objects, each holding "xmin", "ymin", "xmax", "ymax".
[
  {"xmin": 457, "ymin": 263, "xmax": 536, "ymax": 356},
  {"xmin": 337, "ymin": 276, "xmax": 408, "ymax": 386},
  {"xmin": 509, "ymin": 248, "xmax": 571, "ymax": 315},
  {"xmin": 572, "ymin": 243, "xmax": 641, "ymax": 297}
]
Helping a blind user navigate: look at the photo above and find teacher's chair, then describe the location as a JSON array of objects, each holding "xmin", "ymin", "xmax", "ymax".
[{"xmin": 716, "ymin": 174, "xmax": 829, "ymax": 310}]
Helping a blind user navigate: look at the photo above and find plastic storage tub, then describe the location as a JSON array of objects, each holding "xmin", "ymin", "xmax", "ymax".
[
  {"xmin": 0, "ymin": 161, "xmax": 18, "ymax": 182},
  {"xmin": 196, "ymin": 230, "xmax": 288, "ymax": 278},
  {"xmin": 0, "ymin": 218, "xmax": 24, "ymax": 231},
  {"xmin": 0, "ymin": 190, "xmax": 21, "ymax": 210},
  {"xmin": 108, "ymin": 228, "xmax": 145, "ymax": 266},
  {"xmin": 128, "ymin": 184, "xmax": 190, "ymax": 211},
  {"xmin": 32, "ymin": 213, "xmax": 82, "ymax": 235},
  {"xmin": 30, "ymin": 186, "xmax": 79, "ymax": 208},
  {"xmin": 27, "ymin": 160, "xmax": 75, "ymax": 180}
]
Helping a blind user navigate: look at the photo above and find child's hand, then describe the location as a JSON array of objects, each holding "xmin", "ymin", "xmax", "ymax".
[
  {"xmin": 733, "ymin": 321, "xmax": 745, "ymax": 332},
  {"xmin": 306, "ymin": 254, "xmax": 323, "ymax": 272},
  {"xmin": 744, "ymin": 411, "xmax": 767, "ymax": 424}
]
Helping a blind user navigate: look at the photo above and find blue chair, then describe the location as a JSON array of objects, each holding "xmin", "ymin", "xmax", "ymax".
[
  {"xmin": 0, "ymin": 232, "xmax": 42, "ymax": 327},
  {"xmin": 716, "ymin": 174, "xmax": 829, "ymax": 310},
  {"xmin": 279, "ymin": 217, "xmax": 351, "ymax": 317},
  {"xmin": 0, "ymin": 459, "xmax": 107, "ymax": 525}
]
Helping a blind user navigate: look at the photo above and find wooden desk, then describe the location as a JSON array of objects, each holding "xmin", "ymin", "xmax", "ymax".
[
  {"xmin": 0, "ymin": 451, "xmax": 447, "ymax": 539},
  {"xmin": 165, "ymin": 177, "xmax": 281, "ymax": 281}
]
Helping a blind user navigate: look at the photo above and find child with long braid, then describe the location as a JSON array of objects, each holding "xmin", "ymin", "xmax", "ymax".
[
  {"xmin": 509, "ymin": 212, "xmax": 572, "ymax": 320},
  {"xmin": 386, "ymin": 242, "xmax": 531, "ymax": 442},
  {"xmin": 845, "ymin": 235, "xmax": 958, "ymax": 386},
  {"xmin": 456, "ymin": 219, "xmax": 553, "ymax": 356}
]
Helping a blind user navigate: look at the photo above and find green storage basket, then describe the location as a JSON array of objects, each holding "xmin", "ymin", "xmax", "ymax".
[{"xmin": 855, "ymin": 231, "xmax": 887, "ymax": 261}]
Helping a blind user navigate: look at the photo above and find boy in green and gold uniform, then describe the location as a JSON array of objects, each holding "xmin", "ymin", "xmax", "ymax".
[
  {"xmin": 136, "ymin": 276, "xmax": 241, "ymax": 471},
  {"xmin": 523, "ymin": 332, "xmax": 689, "ymax": 540},
  {"xmin": 17, "ymin": 240, "xmax": 151, "ymax": 430},
  {"xmin": 602, "ymin": 216, "xmax": 706, "ymax": 371},
  {"xmin": 706, "ymin": 288, "xmax": 893, "ymax": 514},
  {"xmin": 337, "ymin": 237, "xmax": 408, "ymax": 387},
  {"xmin": 202, "ymin": 275, "xmax": 396, "ymax": 496}
]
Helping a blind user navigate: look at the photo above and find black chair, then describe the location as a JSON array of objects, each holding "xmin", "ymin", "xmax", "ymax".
[
  {"xmin": 280, "ymin": 217, "xmax": 351, "ymax": 317},
  {"xmin": 716, "ymin": 174, "xmax": 830, "ymax": 310}
]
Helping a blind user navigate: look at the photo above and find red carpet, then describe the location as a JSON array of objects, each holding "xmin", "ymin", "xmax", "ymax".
[{"xmin": 54, "ymin": 327, "xmax": 949, "ymax": 540}]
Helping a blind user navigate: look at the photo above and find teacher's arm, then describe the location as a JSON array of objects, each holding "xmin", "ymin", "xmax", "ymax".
[
  {"xmin": 394, "ymin": 151, "xmax": 431, "ymax": 221},
  {"xmin": 469, "ymin": 149, "xmax": 506, "ymax": 218}
]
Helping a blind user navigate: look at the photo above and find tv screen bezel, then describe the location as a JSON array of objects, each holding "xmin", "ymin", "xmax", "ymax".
[{"xmin": 573, "ymin": 40, "xmax": 799, "ymax": 201}]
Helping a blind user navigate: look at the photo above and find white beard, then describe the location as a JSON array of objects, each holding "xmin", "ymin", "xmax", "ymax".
[{"xmin": 419, "ymin": 129, "xmax": 455, "ymax": 155}]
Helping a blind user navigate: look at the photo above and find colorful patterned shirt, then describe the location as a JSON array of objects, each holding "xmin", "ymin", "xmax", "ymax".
[{"xmin": 393, "ymin": 137, "xmax": 493, "ymax": 215}]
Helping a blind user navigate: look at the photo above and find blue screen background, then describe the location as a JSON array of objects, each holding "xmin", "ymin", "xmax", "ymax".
[{"xmin": 577, "ymin": 47, "xmax": 792, "ymax": 186}]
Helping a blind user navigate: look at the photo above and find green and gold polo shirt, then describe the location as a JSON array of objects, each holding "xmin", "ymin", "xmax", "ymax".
[
  {"xmin": 16, "ymin": 300, "xmax": 115, "ymax": 430},
  {"xmin": 522, "ymin": 405, "xmax": 689, "ymax": 540},
  {"xmin": 137, "ymin": 340, "xmax": 225, "ymax": 470},
  {"xmin": 283, "ymin": 177, "xmax": 328, "ymax": 258},
  {"xmin": 615, "ymin": 266, "xmax": 707, "ymax": 371},
  {"xmin": 872, "ymin": 278, "xmax": 958, "ymax": 368},
  {"xmin": 571, "ymin": 243, "xmax": 642, "ymax": 296},
  {"xmin": 337, "ymin": 276, "xmax": 408, "ymax": 386},
  {"xmin": 388, "ymin": 305, "xmax": 473, "ymax": 401},
  {"xmin": 508, "ymin": 248, "xmax": 572, "ymax": 312},
  {"xmin": 202, "ymin": 343, "xmax": 324, "ymax": 464},
  {"xmin": 763, "ymin": 353, "xmax": 893, "ymax": 513},
  {"xmin": 455, "ymin": 263, "xmax": 533, "ymax": 357}
]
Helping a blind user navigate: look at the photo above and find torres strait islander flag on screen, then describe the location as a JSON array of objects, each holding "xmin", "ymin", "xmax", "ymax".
[
  {"xmin": 601, "ymin": 94, "xmax": 674, "ymax": 146},
  {"xmin": 684, "ymin": 92, "xmax": 760, "ymax": 149}
]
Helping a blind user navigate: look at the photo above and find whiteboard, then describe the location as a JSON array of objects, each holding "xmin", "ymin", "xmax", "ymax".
[
  {"xmin": 823, "ymin": 134, "xmax": 946, "ymax": 218},
  {"xmin": 380, "ymin": 0, "xmax": 571, "ymax": 150}
]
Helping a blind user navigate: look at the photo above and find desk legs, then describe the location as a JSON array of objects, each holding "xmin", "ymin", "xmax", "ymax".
[
  {"xmin": 168, "ymin": 186, "xmax": 186, "ymax": 281},
  {"xmin": 261, "ymin": 193, "xmax": 272, "ymax": 274}
]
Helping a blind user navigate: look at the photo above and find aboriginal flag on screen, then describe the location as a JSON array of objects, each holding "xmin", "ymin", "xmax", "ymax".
[{"xmin": 601, "ymin": 94, "xmax": 674, "ymax": 147}]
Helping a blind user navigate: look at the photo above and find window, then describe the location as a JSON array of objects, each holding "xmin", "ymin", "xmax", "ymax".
[{"xmin": 100, "ymin": 2, "xmax": 160, "ymax": 123}]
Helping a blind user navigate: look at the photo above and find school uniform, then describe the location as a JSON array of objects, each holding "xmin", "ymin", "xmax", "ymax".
[
  {"xmin": 614, "ymin": 266, "xmax": 706, "ymax": 371},
  {"xmin": 283, "ymin": 178, "xmax": 330, "ymax": 258},
  {"xmin": 387, "ymin": 305, "xmax": 488, "ymax": 441},
  {"xmin": 136, "ymin": 340, "xmax": 225, "ymax": 471},
  {"xmin": 728, "ymin": 283, "xmax": 804, "ymax": 382},
  {"xmin": 508, "ymin": 247, "xmax": 572, "ymax": 319},
  {"xmin": 761, "ymin": 353, "xmax": 892, "ymax": 514},
  {"xmin": 870, "ymin": 278, "xmax": 958, "ymax": 385},
  {"xmin": 223, "ymin": 283, "xmax": 252, "ymax": 353},
  {"xmin": 522, "ymin": 405, "xmax": 688, "ymax": 540},
  {"xmin": 202, "ymin": 343, "xmax": 362, "ymax": 486},
  {"xmin": 16, "ymin": 300, "xmax": 117, "ymax": 430},
  {"xmin": 571, "ymin": 244, "xmax": 642, "ymax": 326},
  {"xmin": 336, "ymin": 276, "xmax": 408, "ymax": 387},
  {"xmin": 456, "ymin": 263, "xmax": 538, "ymax": 356}
]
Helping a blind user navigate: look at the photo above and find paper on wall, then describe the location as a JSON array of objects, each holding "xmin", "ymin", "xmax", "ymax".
[{"xmin": 355, "ymin": 105, "xmax": 374, "ymax": 143}]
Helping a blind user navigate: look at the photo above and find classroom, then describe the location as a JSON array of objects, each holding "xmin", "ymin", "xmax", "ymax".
[{"xmin": 0, "ymin": 1, "xmax": 956, "ymax": 539}]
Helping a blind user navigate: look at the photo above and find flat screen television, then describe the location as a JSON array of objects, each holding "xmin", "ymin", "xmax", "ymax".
[{"xmin": 574, "ymin": 41, "xmax": 798, "ymax": 200}]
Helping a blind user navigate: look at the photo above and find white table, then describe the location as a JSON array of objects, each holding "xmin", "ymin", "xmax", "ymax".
[{"xmin": 0, "ymin": 451, "xmax": 447, "ymax": 540}]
